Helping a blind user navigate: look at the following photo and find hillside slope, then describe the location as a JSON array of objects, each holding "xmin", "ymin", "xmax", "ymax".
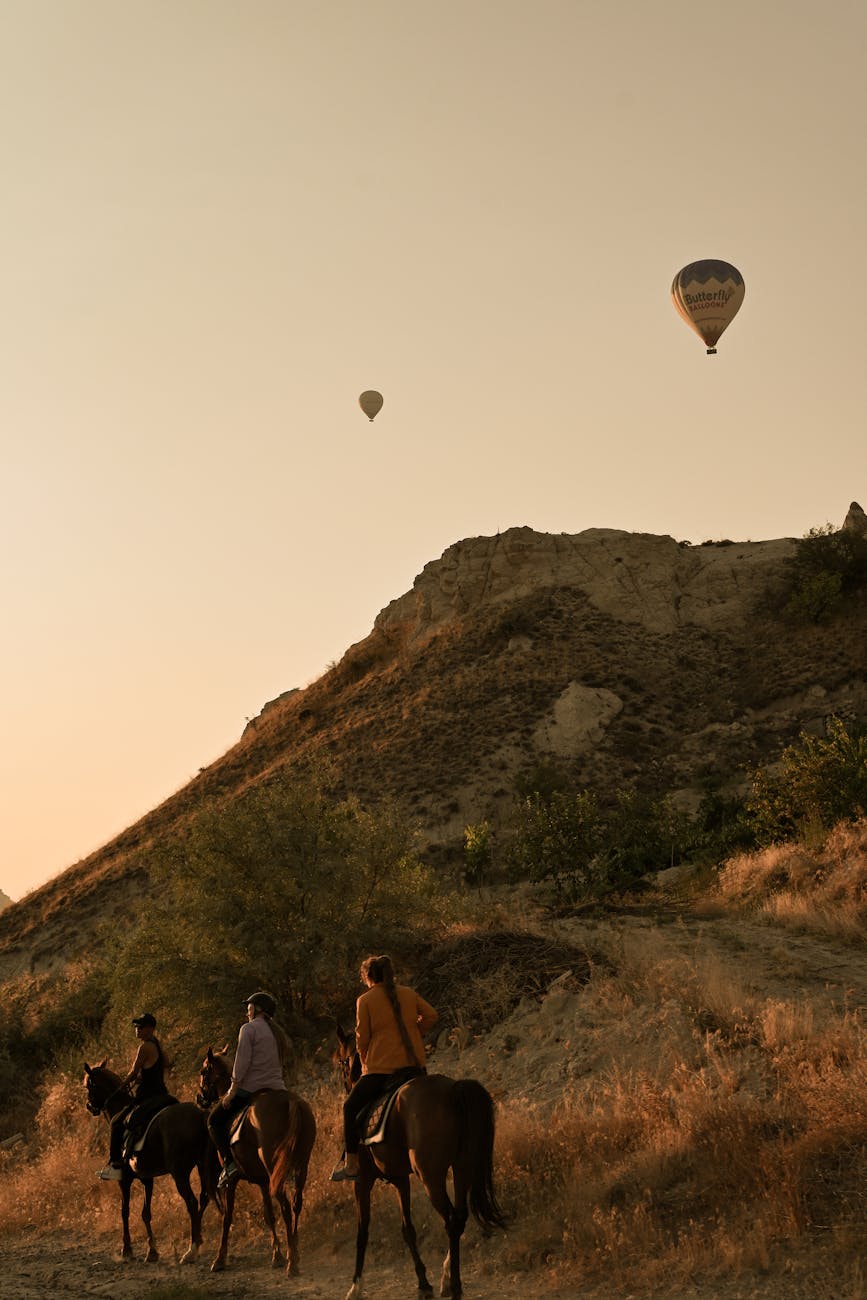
[{"xmin": 2, "ymin": 511, "xmax": 865, "ymax": 982}]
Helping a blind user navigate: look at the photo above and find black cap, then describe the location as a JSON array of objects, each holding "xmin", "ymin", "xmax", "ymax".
[
  {"xmin": 132, "ymin": 1012, "xmax": 157, "ymax": 1028},
  {"xmin": 245, "ymin": 991, "xmax": 276, "ymax": 1016}
]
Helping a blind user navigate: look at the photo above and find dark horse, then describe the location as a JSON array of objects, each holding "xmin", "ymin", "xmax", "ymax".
[
  {"xmin": 335, "ymin": 1025, "xmax": 507, "ymax": 1300},
  {"xmin": 196, "ymin": 1045, "xmax": 316, "ymax": 1275},
  {"xmin": 83, "ymin": 1060, "xmax": 214, "ymax": 1263}
]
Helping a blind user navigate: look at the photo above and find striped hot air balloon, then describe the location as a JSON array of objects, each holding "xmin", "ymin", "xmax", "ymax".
[{"xmin": 671, "ymin": 260, "xmax": 745, "ymax": 355}]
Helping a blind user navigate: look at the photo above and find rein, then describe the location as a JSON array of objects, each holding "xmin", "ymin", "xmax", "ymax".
[
  {"xmin": 85, "ymin": 1071, "xmax": 131, "ymax": 1119},
  {"xmin": 196, "ymin": 1053, "xmax": 231, "ymax": 1111}
]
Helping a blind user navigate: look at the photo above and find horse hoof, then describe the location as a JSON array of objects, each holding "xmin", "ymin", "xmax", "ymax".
[
  {"xmin": 145, "ymin": 1249, "xmax": 159, "ymax": 1264},
  {"xmin": 180, "ymin": 1246, "xmax": 199, "ymax": 1264},
  {"xmin": 272, "ymin": 1255, "xmax": 285, "ymax": 1270},
  {"xmin": 346, "ymin": 1283, "xmax": 365, "ymax": 1300},
  {"xmin": 211, "ymin": 1258, "xmax": 226, "ymax": 1273}
]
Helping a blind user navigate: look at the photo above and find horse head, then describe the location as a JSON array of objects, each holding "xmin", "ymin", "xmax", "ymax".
[
  {"xmin": 334, "ymin": 1023, "xmax": 362, "ymax": 1094},
  {"xmin": 196, "ymin": 1043, "xmax": 231, "ymax": 1109},
  {"xmin": 83, "ymin": 1058, "xmax": 123, "ymax": 1116}
]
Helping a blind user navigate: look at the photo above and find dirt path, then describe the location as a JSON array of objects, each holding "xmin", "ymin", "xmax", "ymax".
[{"xmin": 3, "ymin": 901, "xmax": 864, "ymax": 1300}]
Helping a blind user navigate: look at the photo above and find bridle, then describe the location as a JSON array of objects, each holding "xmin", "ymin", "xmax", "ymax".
[
  {"xmin": 84, "ymin": 1067, "xmax": 130, "ymax": 1118},
  {"xmin": 335, "ymin": 1041, "xmax": 362, "ymax": 1095},
  {"xmin": 196, "ymin": 1052, "xmax": 230, "ymax": 1111}
]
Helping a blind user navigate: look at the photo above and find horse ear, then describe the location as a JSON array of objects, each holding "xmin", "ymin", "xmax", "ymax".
[
  {"xmin": 84, "ymin": 1062, "xmax": 91, "ymax": 1074},
  {"xmin": 337, "ymin": 1023, "xmax": 348, "ymax": 1046},
  {"xmin": 96, "ymin": 1057, "xmax": 107, "ymax": 1069},
  {"xmin": 206, "ymin": 1046, "xmax": 214, "ymax": 1063},
  {"xmin": 219, "ymin": 1043, "xmax": 230, "ymax": 1056}
]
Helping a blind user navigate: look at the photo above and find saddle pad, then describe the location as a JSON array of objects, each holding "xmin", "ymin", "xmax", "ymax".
[
  {"xmin": 360, "ymin": 1087, "xmax": 401, "ymax": 1146},
  {"xmin": 126, "ymin": 1097, "xmax": 179, "ymax": 1156}
]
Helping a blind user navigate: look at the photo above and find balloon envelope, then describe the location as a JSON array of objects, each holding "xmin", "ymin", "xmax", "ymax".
[
  {"xmin": 671, "ymin": 260, "xmax": 745, "ymax": 353},
  {"xmin": 359, "ymin": 390, "xmax": 384, "ymax": 421}
]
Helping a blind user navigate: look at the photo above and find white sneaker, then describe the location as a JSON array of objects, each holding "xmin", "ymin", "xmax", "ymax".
[{"xmin": 97, "ymin": 1163, "xmax": 123, "ymax": 1181}]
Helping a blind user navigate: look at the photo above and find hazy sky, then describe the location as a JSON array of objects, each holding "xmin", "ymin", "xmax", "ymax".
[{"xmin": 2, "ymin": 1, "xmax": 865, "ymax": 901}]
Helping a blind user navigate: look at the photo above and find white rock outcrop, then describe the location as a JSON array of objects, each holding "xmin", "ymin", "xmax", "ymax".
[{"xmin": 376, "ymin": 525, "xmax": 795, "ymax": 639}]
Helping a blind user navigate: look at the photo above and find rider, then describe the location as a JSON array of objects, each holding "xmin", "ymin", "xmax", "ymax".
[
  {"xmin": 208, "ymin": 990, "xmax": 289, "ymax": 1189},
  {"xmin": 97, "ymin": 1013, "xmax": 169, "ymax": 1181},
  {"xmin": 331, "ymin": 954, "xmax": 438, "ymax": 1182}
]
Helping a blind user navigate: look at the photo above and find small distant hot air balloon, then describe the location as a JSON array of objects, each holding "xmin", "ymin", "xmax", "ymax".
[
  {"xmin": 671, "ymin": 260, "xmax": 745, "ymax": 355},
  {"xmin": 358, "ymin": 390, "xmax": 384, "ymax": 421}
]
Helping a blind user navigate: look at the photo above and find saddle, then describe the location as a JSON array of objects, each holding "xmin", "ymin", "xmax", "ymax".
[
  {"xmin": 228, "ymin": 1088, "xmax": 281, "ymax": 1144},
  {"xmin": 123, "ymin": 1095, "xmax": 178, "ymax": 1158},
  {"xmin": 359, "ymin": 1068, "xmax": 424, "ymax": 1146}
]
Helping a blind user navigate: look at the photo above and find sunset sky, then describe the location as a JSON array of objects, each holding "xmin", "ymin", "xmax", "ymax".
[{"xmin": 2, "ymin": 1, "xmax": 865, "ymax": 900}]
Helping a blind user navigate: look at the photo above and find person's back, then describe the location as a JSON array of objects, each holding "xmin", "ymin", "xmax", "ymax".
[
  {"xmin": 234, "ymin": 1015, "xmax": 286, "ymax": 1093},
  {"xmin": 356, "ymin": 983, "xmax": 434, "ymax": 1074}
]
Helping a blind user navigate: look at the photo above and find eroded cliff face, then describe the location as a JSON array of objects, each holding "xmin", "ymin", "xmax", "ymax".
[{"xmin": 375, "ymin": 526, "xmax": 795, "ymax": 639}]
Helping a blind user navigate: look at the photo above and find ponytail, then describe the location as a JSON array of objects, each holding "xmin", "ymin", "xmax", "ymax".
[
  {"xmin": 262, "ymin": 1014, "xmax": 290, "ymax": 1071},
  {"xmin": 361, "ymin": 954, "xmax": 423, "ymax": 1070}
]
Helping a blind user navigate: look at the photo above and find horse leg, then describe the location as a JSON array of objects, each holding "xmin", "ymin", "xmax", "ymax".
[
  {"xmin": 419, "ymin": 1174, "xmax": 465, "ymax": 1300},
  {"xmin": 393, "ymin": 1173, "xmax": 433, "ymax": 1297},
  {"xmin": 174, "ymin": 1169, "xmax": 202, "ymax": 1264},
  {"xmin": 141, "ymin": 1178, "xmax": 159, "ymax": 1263},
  {"xmin": 119, "ymin": 1176, "xmax": 133, "ymax": 1259},
  {"xmin": 258, "ymin": 1182, "xmax": 284, "ymax": 1270},
  {"xmin": 275, "ymin": 1169, "xmax": 303, "ymax": 1277},
  {"xmin": 345, "ymin": 1172, "xmax": 372, "ymax": 1300},
  {"xmin": 211, "ymin": 1179, "xmax": 236, "ymax": 1272}
]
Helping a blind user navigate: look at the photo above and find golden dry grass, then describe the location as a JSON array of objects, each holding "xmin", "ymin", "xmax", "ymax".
[
  {"xmin": 3, "ymin": 839, "xmax": 867, "ymax": 1296},
  {"xmin": 718, "ymin": 819, "xmax": 867, "ymax": 941}
]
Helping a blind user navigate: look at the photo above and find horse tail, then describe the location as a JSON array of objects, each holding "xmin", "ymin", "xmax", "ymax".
[
  {"xmin": 454, "ymin": 1079, "xmax": 508, "ymax": 1232},
  {"xmin": 268, "ymin": 1095, "xmax": 315, "ymax": 1200}
]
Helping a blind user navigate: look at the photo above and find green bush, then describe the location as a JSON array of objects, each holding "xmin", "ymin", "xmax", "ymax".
[
  {"xmin": 785, "ymin": 524, "xmax": 867, "ymax": 621},
  {"xmin": 506, "ymin": 788, "xmax": 685, "ymax": 904},
  {"xmin": 746, "ymin": 716, "xmax": 867, "ymax": 844},
  {"xmin": 105, "ymin": 761, "xmax": 450, "ymax": 1055}
]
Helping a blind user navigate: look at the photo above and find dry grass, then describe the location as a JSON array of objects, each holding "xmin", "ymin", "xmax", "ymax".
[
  {"xmin": 4, "ymin": 880, "xmax": 867, "ymax": 1295},
  {"xmin": 482, "ymin": 924, "xmax": 867, "ymax": 1294},
  {"xmin": 717, "ymin": 819, "xmax": 867, "ymax": 941}
]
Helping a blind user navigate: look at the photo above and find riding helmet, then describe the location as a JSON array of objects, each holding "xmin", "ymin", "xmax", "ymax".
[{"xmin": 245, "ymin": 990, "xmax": 276, "ymax": 1016}]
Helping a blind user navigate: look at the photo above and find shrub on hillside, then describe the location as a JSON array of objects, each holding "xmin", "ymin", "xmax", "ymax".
[
  {"xmin": 506, "ymin": 788, "xmax": 685, "ymax": 904},
  {"xmin": 746, "ymin": 716, "xmax": 867, "ymax": 843},
  {"xmin": 784, "ymin": 523, "xmax": 867, "ymax": 622},
  {"xmin": 105, "ymin": 761, "xmax": 451, "ymax": 1055}
]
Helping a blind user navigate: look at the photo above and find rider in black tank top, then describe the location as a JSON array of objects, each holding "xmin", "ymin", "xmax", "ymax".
[
  {"xmin": 135, "ymin": 1040, "xmax": 168, "ymax": 1101},
  {"xmin": 97, "ymin": 1012, "xmax": 171, "ymax": 1180}
]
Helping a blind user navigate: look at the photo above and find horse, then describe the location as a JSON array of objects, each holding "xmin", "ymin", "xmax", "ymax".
[
  {"xmin": 334, "ymin": 1024, "xmax": 507, "ymax": 1300},
  {"xmin": 83, "ymin": 1060, "xmax": 215, "ymax": 1263},
  {"xmin": 196, "ymin": 1045, "xmax": 316, "ymax": 1275}
]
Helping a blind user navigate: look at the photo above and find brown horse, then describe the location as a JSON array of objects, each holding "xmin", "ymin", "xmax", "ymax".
[
  {"xmin": 334, "ymin": 1025, "xmax": 507, "ymax": 1300},
  {"xmin": 83, "ymin": 1060, "xmax": 214, "ymax": 1263},
  {"xmin": 196, "ymin": 1045, "xmax": 316, "ymax": 1275}
]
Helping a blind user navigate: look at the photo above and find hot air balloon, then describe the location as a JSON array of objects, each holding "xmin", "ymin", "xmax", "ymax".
[
  {"xmin": 671, "ymin": 260, "xmax": 745, "ymax": 355},
  {"xmin": 358, "ymin": 390, "xmax": 384, "ymax": 421}
]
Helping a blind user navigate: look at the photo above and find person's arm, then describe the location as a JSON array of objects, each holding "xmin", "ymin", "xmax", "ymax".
[
  {"xmin": 222, "ymin": 1025, "xmax": 251, "ymax": 1106},
  {"xmin": 123, "ymin": 1041, "xmax": 157, "ymax": 1087},
  {"xmin": 355, "ymin": 996, "xmax": 372, "ymax": 1068},
  {"xmin": 414, "ymin": 994, "xmax": 438, "ymax": 1035}
]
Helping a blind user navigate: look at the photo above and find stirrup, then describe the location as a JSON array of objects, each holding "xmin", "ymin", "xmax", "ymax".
[
  {"xmin": 330, "ymin": 1158, "xmax": 359, "ymax": 1183},
  {"xmin": 217, "ymin": 1159, "xmax": 239, "ymax": 1189},
  {"xmin": 97, "ymin": 1163, "xmax": 123, "ymax": 1181}
]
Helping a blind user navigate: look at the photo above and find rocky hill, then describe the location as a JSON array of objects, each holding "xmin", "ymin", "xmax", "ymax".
[{"xmin": 1, "ymin": 503, "xmax": 864, "ymax": 984}]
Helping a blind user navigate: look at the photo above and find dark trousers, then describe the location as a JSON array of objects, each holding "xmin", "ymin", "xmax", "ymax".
[
  {"xmin": 343, "ymin": 1074, "xmax": 390, "ymax": 1153},
  {"xmin": 343, "ymin": 1068, "xmax": 425, "ymax": 1153},
  {"xmin": 109, "ymin": 1105, "xmax": 134, "ymax": 1164},
  {"xmin": 207, "ymin": 1090, "xmax": 252, "ymax": 1161}
]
